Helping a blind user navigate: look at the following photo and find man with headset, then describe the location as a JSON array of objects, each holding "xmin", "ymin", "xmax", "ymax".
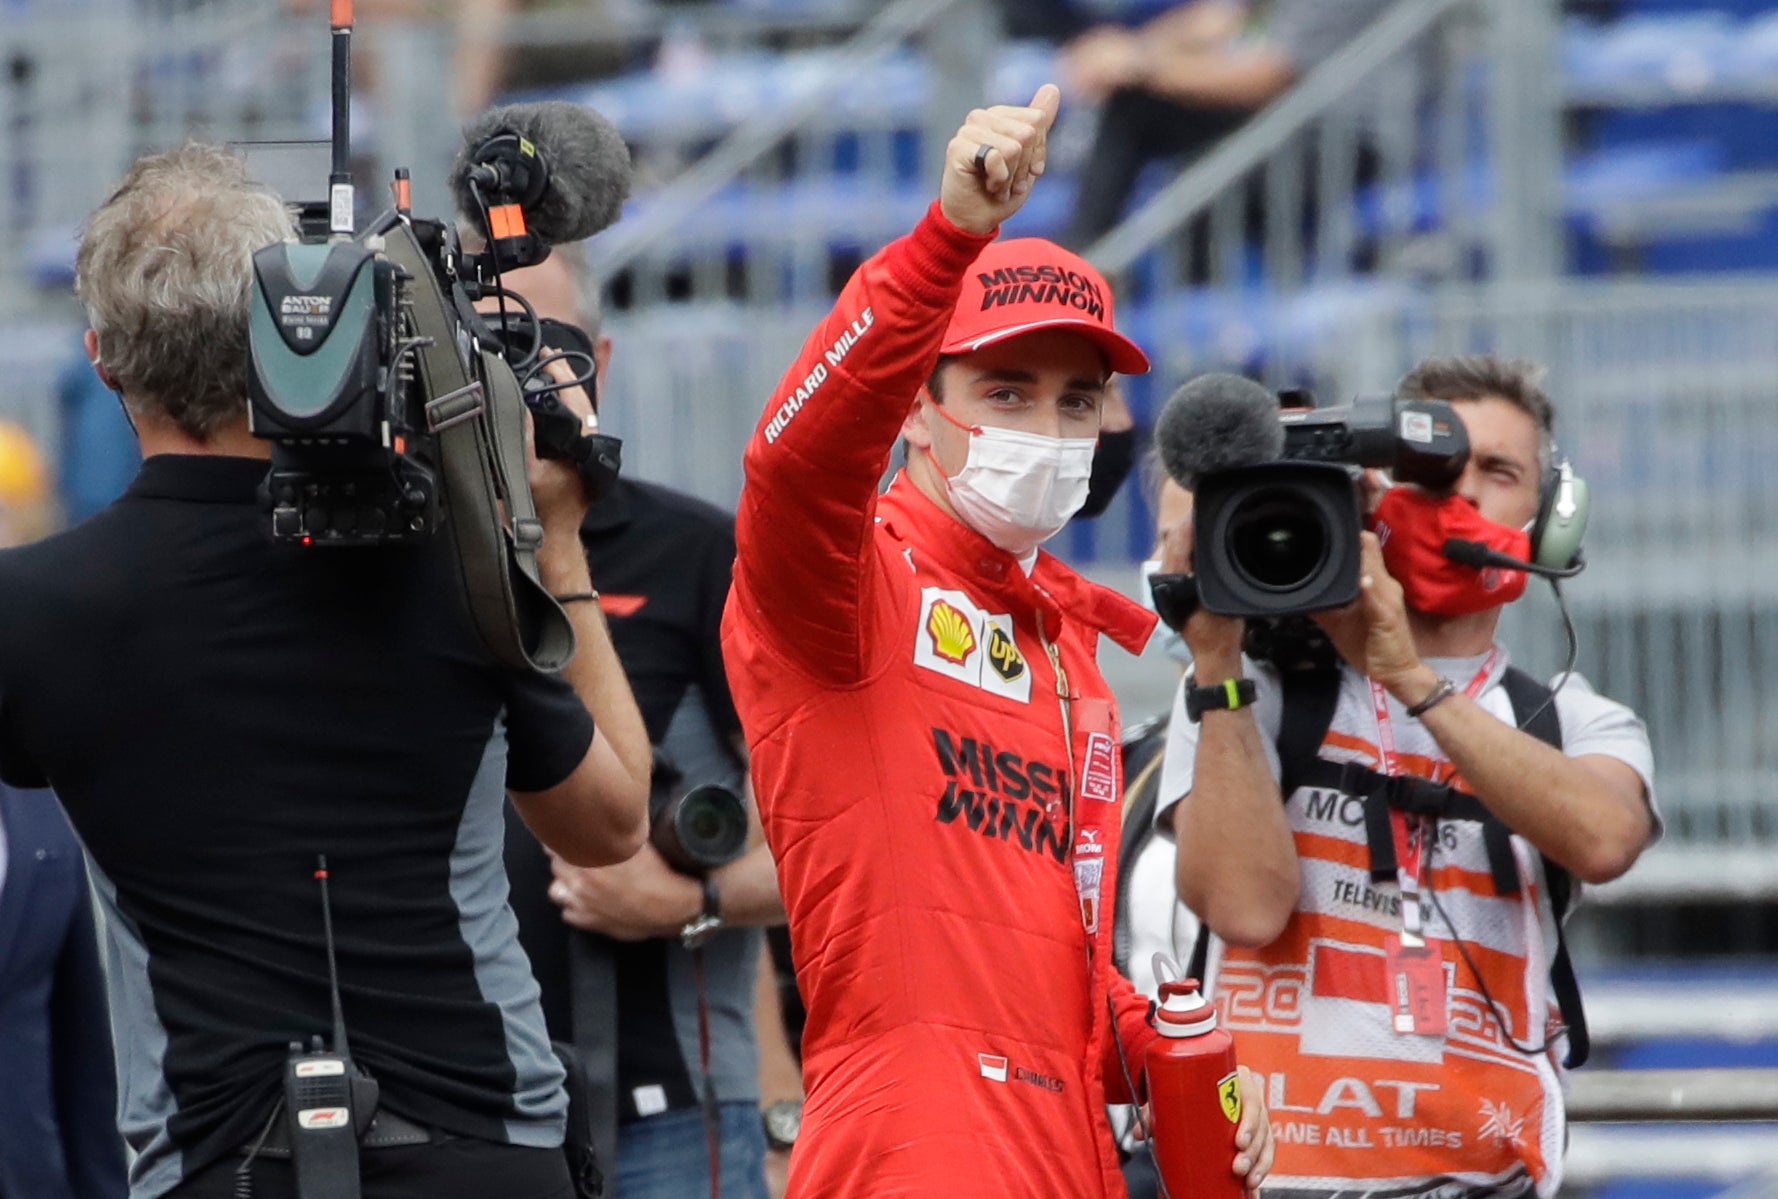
[{"xmin": 1159, "ymin": 355, "xmax": 1657, "ymax": 1199}]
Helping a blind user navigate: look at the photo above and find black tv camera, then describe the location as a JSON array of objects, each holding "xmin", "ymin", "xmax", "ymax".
[
  {"xmin": 243, "ymin": 3, "xmax": 628, "ymax": 548},
  {"xmin": 1192, "ymin": 391, "xmax": 1470, "ymax": 618}
]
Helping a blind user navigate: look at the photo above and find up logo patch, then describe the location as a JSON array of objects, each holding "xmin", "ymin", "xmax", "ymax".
[
  {"xmin": 913, "ymin": 587, "xmax": 1033, "ymax": 704},
  {"xmin": 986, "ymin": 625, "xmax": 1025, "ymax": 683}
]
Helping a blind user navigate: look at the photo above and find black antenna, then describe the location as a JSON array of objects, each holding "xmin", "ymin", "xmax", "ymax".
[
  {"xmin": 314, "ymin": 855, "xmax": 350, "ymax": 1057},
  {"xmin": 328, "ymin": 0, "xmax": 355, "ymax": 236}
]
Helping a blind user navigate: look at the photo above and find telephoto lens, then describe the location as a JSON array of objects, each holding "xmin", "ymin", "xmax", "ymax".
[{"xmin": 650, "ymin": 784, "xmax": 749, "ymax": 876}]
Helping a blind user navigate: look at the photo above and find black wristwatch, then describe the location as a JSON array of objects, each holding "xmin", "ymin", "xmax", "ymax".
[
  {"xmin": 1185, "ymin": 676, "xmax": 1257, "ymax": 722},
  {"xmin": 762, "ymin": 1098, "xmax": 802, "ymax": 1151},
  {"xmin": 680, "ymin": 876, "xmax": 723, "ymax": 950}
]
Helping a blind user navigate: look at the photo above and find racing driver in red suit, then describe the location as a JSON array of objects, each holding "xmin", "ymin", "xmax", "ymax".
[{"xmin": 722, "ymin": 85, "xmax": 1274, "ymax": 1199}]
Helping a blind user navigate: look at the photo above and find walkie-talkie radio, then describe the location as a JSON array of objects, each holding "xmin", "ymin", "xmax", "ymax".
[{"xmin": 282, "ymin": 855, "xmax": 379, "ymax": 1199}]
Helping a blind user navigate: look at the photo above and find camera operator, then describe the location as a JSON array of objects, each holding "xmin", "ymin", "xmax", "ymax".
[
  {"xmin": 0, "ymin": 145, "xmax": 651, "ymax": 1199},
  {"xmin": 492, "ymin": 247, "xmax": 789, "ymax": 1199},
  {"xmin": 721, "ymin": 85, "xmax": 1273, "ymax": 1199},
  {"xmin": 1159, "ymin": 356, "xmax": 1657, "ymax": 1199}
]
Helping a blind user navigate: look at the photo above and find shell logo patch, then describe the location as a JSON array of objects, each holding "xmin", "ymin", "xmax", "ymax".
[
  {"xmin": 986, "ymin": 625, "xmax": 1026, "ymax": 682},
  {"xmin": 1218, "ymin": 1071, "xmax": 1242, "ymax": 1124},
  {"xmin": 912, "ymin": 588, "xmax": 1032, "ymax": 703},
  {"xmin": 926, "ymin": 599, "xmax": 978, "ymax": 666}
]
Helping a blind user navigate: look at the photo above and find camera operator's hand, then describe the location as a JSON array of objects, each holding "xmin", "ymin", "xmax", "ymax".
[
  {"xmin": 547, "ymin": 844, "xmax": 703, "ymax": 941},
  {"xmin": 1310, "ymin": 532, "xmax": 1425, "ymax": 696},
  {"xmin": 1157, "ymin": 504, "xmax": 1244, "ymax": 674},
  {"xmin": 939, "ymin": 84, "xmax": 1060, "ymax": 236}
]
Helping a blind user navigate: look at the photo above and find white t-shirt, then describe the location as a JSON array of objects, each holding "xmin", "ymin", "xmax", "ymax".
[
  {"xmin": 1157, "ymin": 649, "xmax": 1657, "ymax": 837},
  {"xmin": 1154, "ymin": 647, "xmax": 1656, "ymax": 1199}
]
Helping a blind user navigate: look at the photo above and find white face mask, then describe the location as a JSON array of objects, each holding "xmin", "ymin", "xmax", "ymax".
[{"xmin": 941, "ymin": 424, "xmax": 1098, "ymax": 558}]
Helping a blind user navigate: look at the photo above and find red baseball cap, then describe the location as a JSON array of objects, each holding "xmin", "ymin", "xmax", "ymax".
[{"xmin": 940, "ymin": 238, "xmax": 1150, "ymax": 376}]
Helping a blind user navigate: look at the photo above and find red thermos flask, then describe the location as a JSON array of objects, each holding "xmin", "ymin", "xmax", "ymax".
[{"xmin": 1145, "ymin": 974, "xmax": 1245, "ymax": 1199}]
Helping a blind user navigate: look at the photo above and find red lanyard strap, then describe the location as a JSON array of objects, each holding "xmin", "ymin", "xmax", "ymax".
[{"xmin": 1368, "ymin": 650, "xmax": 1498, "ymax": 944}]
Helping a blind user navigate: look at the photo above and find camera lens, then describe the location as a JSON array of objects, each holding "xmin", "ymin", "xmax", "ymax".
[
  {"xmin": 1227, "ymin": 491, "xmax": 1330, "ymax": 592},
  {"xmin": 668, "ymin": 784, "xmax": 749, "ymax": 870},
  {"xmin": 685, "ymin": 795, "xmax": 729, "ymax": 846}
]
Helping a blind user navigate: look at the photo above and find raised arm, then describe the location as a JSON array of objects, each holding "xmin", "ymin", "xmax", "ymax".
[
  {"xmin": 1319, "ymin": 535, "xmax": 1653, "ymax": 885},
  {"xmin": 1157, "ymin": 516, "xmax": 1300, "ymax": 947},
  {"xmin": 729, "ymin": 86, "xmax": 1060, "ymax": 685}
]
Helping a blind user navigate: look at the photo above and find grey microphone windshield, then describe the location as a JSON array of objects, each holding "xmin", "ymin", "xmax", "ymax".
[
  {"xmin": 450, "ymin": 101, "xmax": 632, "ymax": 245},
  {"xmin": 1154, "ymin": 373, "xmax": 1285, "ymax": 489}
]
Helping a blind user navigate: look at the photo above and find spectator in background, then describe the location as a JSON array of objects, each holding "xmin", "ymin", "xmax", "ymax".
[
  {"xmin": 0, "ymin": 421, "xmax": 61, "ymax": 544},
  {"xmin": 1112, "ymin": 474, "xmax": 1200, "ymax": 1199},
  {"xmin": 0, "ymin": 783, "xmax": 128, "ymax": 1199},
  {"xmin": 1061, "ymin": 0, "xmax": 1394, "ymax": 247},
  {"xmin": 55, "ymin": 346, "xmax": 139, "ymax": 523},
  {"xmin": 0, "ymin": 422, "xmax": 125, "ymax": 1199},
  {"xmin": 494, "ymin": 245, "xmax": 787, "ymax": 1199}
]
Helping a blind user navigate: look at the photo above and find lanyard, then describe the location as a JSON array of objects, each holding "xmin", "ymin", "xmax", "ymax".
[{"xmin": 1368, "ymin": 649, "xmax": 1498, "ymax": 946}]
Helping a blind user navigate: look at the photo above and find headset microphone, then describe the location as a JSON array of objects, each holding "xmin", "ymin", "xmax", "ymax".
[{"xmin": 1441, "ymin": 538, "xmax": 1585, "ymax": 580}]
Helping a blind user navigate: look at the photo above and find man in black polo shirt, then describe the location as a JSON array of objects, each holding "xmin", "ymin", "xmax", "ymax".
[
  {"xmin": 496, "ymin": 249, "xmax": 790, "ymax": 1199},
  {"xmin": 0, "ymin": 147, "xmax": 652, "ymax": 1199}
]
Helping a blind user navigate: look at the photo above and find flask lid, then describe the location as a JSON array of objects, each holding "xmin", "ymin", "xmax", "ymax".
[{"xmin": 1152, "ymin": 953, "xmax": 1219, "ymax": 1037}]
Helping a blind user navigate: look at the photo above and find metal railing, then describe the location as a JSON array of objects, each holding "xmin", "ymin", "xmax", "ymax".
[
  {"xmin": 585, "ymin": 0, "xmax": 995, "ymax": 310},
  {"xmin": 1084, "ymin": 0, "xmax": 1565, "ymax": 301},
  {"xmin": 1088, "ymin": 0, "xmax": 1471, "ymax": 288}
]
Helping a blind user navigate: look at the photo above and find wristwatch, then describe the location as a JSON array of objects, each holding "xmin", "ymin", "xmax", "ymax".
[
  {"xmin": 680, "ymin": 876, "xmax": 723, "ymax": 950},
  {"xmin": 1184, "ymin": 676, "xmax": 1257, "ymax": 723},
  {"xmin": 762, "ymin": 1098, "xmax": 802, "ymax": 1151}
]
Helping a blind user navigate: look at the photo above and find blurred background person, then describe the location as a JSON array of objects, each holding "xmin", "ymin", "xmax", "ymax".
[
  {"xmin": 1061, "ymin": 0, "xmax": 1394, "ymax": 247},
  {"xmin": 1109, "ymin": 473, "xmax": 1200, "ymax": 1199},
  {"xmin": 0, "ymin": 420, "xmax": 125, "ymax": 1199},
  {"xmin": 494, "ymin": 244, "xmax": 788, "ymax": 1199}
]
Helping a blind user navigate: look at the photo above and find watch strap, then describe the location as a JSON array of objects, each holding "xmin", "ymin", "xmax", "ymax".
[
  {"xmin": 681, "ymin": 876, "xmax": 723, "ymax": 950},
  {"xmin": 1185, "ymin": 676, "xmax": 1257, "ymax": 722}
]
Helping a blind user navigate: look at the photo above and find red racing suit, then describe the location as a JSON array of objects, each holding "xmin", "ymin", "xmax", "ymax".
[{"xmin": 722, "ymin": 203, "xmax": 1161, "ymax": 1199}]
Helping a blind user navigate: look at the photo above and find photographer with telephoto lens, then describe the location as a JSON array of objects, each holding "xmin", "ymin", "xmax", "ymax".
[{"xmin": 494, "ymin": 248, "xmax": 788, "ymax": 1199}]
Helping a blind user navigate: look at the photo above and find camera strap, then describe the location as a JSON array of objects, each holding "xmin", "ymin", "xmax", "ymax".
[
  {"xmin": 1183, "ymin": 664, "xmax": 1589, "ymax": 1068},
  {"xmin": 382, "ymin": 220, "xmax": 575, "ymax": 673}
]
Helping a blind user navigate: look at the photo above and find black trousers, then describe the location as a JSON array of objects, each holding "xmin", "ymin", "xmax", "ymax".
[
  {"xmin": 169, "ymin": 1135, "xmax": 575, "ymax": 1199},
  {"xmin": 1067, "ymin": 87, "xmax": 1255, "ymax": 249}
]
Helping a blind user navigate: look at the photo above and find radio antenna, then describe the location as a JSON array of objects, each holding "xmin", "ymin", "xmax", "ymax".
[
  {"xmin": 328, "ymin": 0, "xmax": 355, "ymax": 236},
  {"xmin": 314, "ymin": 855, "xmax": 351, "ymax": 1057}
]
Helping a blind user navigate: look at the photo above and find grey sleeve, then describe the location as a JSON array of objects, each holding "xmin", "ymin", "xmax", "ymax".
[
  {"xmin": 1553, "ymin": 673, "xmax": 1661, "ymax": 838},
  {"xmin": 1267, "ymin": 0, "xmax": 1399, "ymax": 71},
  {"xmin": 1154, "ymin": 656, "xmax": 1284, "ymax": 836}
]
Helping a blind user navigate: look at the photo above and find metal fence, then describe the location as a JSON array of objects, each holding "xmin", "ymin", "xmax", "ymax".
[{"xmin": 6, "ymin": 0, "xmax": 1777, "ymax": 880}]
